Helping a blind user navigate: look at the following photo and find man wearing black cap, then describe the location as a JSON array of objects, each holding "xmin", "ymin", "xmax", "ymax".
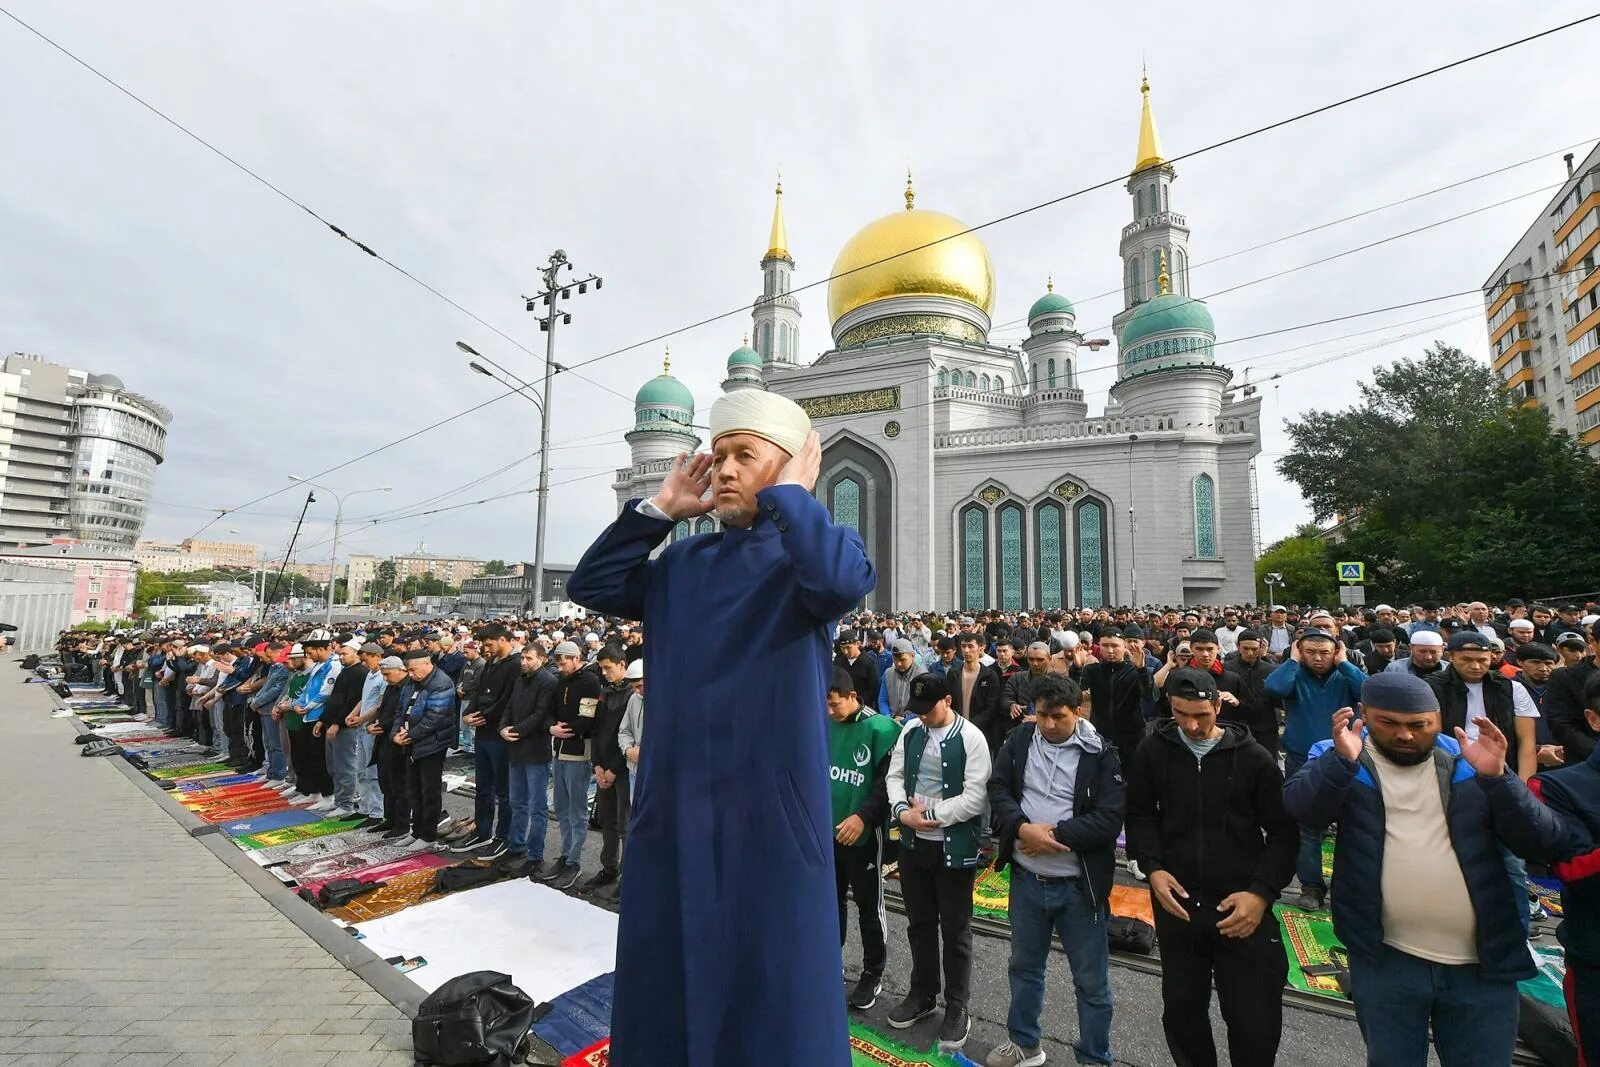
[
  {"xmin": 1545, "ymin": 622, "xmax": 1600, "ymax": 765},
  {"xmin": 1125, "ymin": 668, "xmax": 1297, "ymax": 1067},
  {"xmin": 1429, "ymin": 631, "xmax": 1539, "ymax": 780},
  {"xmin": 391, "ymin": 647, "xmax": 459, "ymax": 845},
  {"xmin": 835, "ymin": 630, "xmax": 882, "ymax": 709},
  {"xmin": 884, "ymin": 672, "xmax": 992, "ymax": 1049},
  {"xmin": 1285, "ymin": 674, "xmax": 1577, "ymax": 1066}
]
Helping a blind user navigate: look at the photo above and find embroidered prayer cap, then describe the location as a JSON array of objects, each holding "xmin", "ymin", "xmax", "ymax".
[
  {"xmin": 553, "ymin": 641, "xmax": 582, "ymax": 658},
  {"xmin": 1409, "ymin": 630, "xmax": 1445, "ymax": 648},
  {"xmin": 708, "ymin": 389, "xmax": 811, "ymax": 456}
]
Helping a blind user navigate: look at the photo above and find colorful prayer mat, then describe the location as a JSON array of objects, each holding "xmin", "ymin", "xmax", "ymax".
[
  {"xmin": 245, "ymin": 829, "xmax": 376, "ymax": 867},
  {"xmin": 324, "ymin": 867, "xmax": 448, "ymax": 922},
  {"xmin": 966, "ymin": 862, "xmax": 1154, "ymax": 926},
  {"xmin": 280, "ymin": 843, "xmax": 437, "ymax": 885},
  {"xmin": 149, "ymin": 762, "xmax": 232, "ymax": 779},
  {"xmin": 219, "ymin": 809, "xmax": 324, "ymax": 837},
  {"xmin": 196, "ymin": 800, "xmax": 296, "ymax": 824},
  {"xmin": 531, "ymin": 972, "xmax": 614, "ymax": 1058},
  {"xmin": 1529, "ymin": 876, "xmax": 1564, "ymax": 918},
  {"xmin": 849, "ymin": 1021, "xmax": 979, "ymax": 1066},
  {"xmin": 174, "ymin": 773, "xmax": 262, "ymax": 791},
  {"xmin": 1521, "ymin": 942, "xmax": 1568, "ymax": 1010},
  {"xmin": 299, "ymin": 853, "xmax": 449, "ymax": 897},
  {"xmin": 234, "ymin": 817, "xmax": 365, "ymax": 850},
  {"xmin": 562, "ymin": 1038, "xmax": 609, "ymax": 1067},
  {"xmin": 1275, "ymin": 904, "xmax": 1347, "ymax": 1000}
]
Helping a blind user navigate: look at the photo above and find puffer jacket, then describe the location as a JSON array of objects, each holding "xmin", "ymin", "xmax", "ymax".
[
  {"xmin": 1284, "ymin": 734, "xmax": 1580, "ymax": 980},
  {"xmin": 395, "ymin": 665, "xmax": 458, "ymax": 760},
  {"xmin": 1530, "ymin": 746, "xmax": 1600, "ymax": 967}
]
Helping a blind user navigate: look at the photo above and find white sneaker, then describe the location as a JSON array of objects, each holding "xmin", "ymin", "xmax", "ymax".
[
  {"xmin": 309, "ymin": 796, "xmax": 336, "ymax": 812},
  {"xmin": 329, "ymin": 808, "xmax": 356, "ymax": 820},
  {"xmin": 395, "ymin": 834, "xmax": 417, "ymax": 847},
  {"xmin": 283, "ymin": 791, "xmax": 307, "ymax": 803},
  {"xmin": 1127, "ymin": 859, "xmax": 1146, "ymax": 882}
]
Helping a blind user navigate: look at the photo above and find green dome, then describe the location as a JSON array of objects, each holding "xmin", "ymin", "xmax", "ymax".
[
  {"xmin": 634, "ymin": 373, "xmax": 694, "ymax": 411},
  {"xmin": 727, "ymin": 344, "xmax": 763, "ymax": 369},
  {"xmin": 1028, "ymin": 290, "xmax": 1075, "ymax": 320},
  {"xmin": 1120, "ymin": 292, "xmax": 1215, "ymax": 349}
]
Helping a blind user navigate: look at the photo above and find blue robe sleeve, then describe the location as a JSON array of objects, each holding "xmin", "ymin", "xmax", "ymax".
[
  {"xmin": 754, "ymin": 483, "xmax": 875, "ymax": 621},
  {"xmin": 567, "ymin": 499, "xmax": 674, "ymax": 619}
]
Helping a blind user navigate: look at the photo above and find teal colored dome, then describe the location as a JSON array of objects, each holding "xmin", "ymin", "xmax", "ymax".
[
  {"xmin": 1029, "ymin": 290, "xmax": 1075, "ymax": 320},
  {"xmin": 1120, "ymin": 292, "xmax": 1215, "ymax": 349},
  {"xmin": 727, "ymin": 344, "xmax": 763, "ymax": 369},
  {"xmin": 634, "ymin": 373, "xmax": 694, "ymax": 410}
]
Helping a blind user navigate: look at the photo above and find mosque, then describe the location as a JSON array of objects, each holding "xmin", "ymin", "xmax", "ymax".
[{"xmin": 613, "ymin": 76, "xmax": 1263, "ymax": 612}]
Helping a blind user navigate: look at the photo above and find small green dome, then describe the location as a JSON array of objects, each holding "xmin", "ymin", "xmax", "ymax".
[
  {"xmin": 1120, "ymin": 292, "xmax": 1215, "ymax": 349},
  {"xmin": 727, "ymin": 344, "xmax": 763, "ymax": 369},
  {"xmin": 634, "ymin": 373, "xmax": 694, "ymax": 411},
  {"xmin": 1029, "ymin": 290, "xmax": 1075, "ymax": 320}
]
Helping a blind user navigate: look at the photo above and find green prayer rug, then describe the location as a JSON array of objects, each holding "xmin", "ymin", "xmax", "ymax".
[
  {"xmin": 1275, "ymin": 904, "xmax": 1348, "ymax": 1000},
  {"xmin": 234, "ymin": 817, "xmax": 365, "ymax": 850},
  {"xmin": 849, "ymin": 1021, "xmax": 977, "ymax": 1066},
  {"xmin": 1521, "ymin": 943, "xmax": 1567, "ymax": 1010}
]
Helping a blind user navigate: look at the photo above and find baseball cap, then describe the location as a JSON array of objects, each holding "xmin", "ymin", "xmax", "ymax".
[
  {"xmin": 1556, "ymin": 631, "xmax": 1588, "ymax": 649},
  {"xmin": 836, "ymin": 629, "xmax": 861, "ymax": 645},
  {"xmin": 905, "ymin": 673, "xmax": 951, "ymax": 716},
  {"xmin": 359, "ymin": 642, "xmax": 383, "ymax": 655},
  {"xmin": 302, "ymin": 628, "xmax": 333, "ymax": 645},
  {"xmin": 1447, "ymin": 631, "xmax": 1493, "ymax": 652},
  {"xmin": 1298, "ymin": 629, "xmax": 1337, "ymax": 644},
  {"xmin": 400, "ymin": 647, "xmax": 432, "ymax": 662},
  {"xmin": 890, "ymin": 638, "xmax": 916, "ymax": 656},
  {"xmin": 378, "ymin": 655, "xmax": 405, "ymax": 670},
  {"xmin": 553, "ymin": 640, "xmax": 582, "ymax": 658},
  {"xmin": 1163, "ymin": 667, "xmax": 1218, "ymax": 701}
]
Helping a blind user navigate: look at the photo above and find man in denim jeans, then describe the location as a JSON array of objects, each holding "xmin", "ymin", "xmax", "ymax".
[
  {"xmin": 499, "ymin": 644, "xmax": 558, "ymax": 869},
  {"xmin": 248, "ymin": 642, "xmax": 293, "ymax": 787},
  {"xmin": 539, "ymin": 640, "xmax": 600, "ymax": 891},
  {"xmin": 985, "ymin": 675, "xmax": 1123, "ymax": 1067}
]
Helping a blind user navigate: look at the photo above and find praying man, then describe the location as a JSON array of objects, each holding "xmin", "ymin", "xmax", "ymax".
[{"xmin": 570, "ymin": 389, "xmax": 874, "ymax": 1067}]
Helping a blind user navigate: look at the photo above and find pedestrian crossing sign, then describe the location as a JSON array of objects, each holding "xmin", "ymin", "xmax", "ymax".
[{"xmin": 1337, "ymin": 562, "xmax": 1365, "ymax": 582}]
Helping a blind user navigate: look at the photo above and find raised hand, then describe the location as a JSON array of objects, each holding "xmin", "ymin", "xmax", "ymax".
[
  {"xmin": 775, "ymin": 431, "xmax": 821, "ymax": 492},
  {"xmin": 1457, "ymin": 716, "xmax": 1508, "ymax": 778},
  {"xmin": 649, "ymin": 452, "xmax": 714, "ymax": 520},
  {"xmin": 1332, "ymin": 706, "xmax": 1363, "ymax": 762}
]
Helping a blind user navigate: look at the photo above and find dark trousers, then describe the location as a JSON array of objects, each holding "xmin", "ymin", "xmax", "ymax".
[
  {"xmin": 376, "ymin": 740, "xmax": 410, "ymax": 830},
  {"xmin": 288, "ymin": 725, "xmax": 333, "ymax": 797},
  {"xmin": 835, "ymin": 831, "xmax": 888, "ymax": 978},
  {"xmin": 243, "ymin": 707, "xmax": 263, "ymax": 768},
  {"xmin": 596, "ymin": 767, "xmax": 630, "ymax": 873},
  {"xmin": 129, "ymin": 681, "xmax": 146, "ymax": 718},
  {"xmin": 1567, "ymin": 957, "xmax": 1600, "ymax": 1067},
  {"xmin": 223, "ymin": 703, "xmax": 247, "ymax": 762},
  {"xmin": 406, "ymin": 750, "xmax": 446, "ymax": 841},
  {"xmin": 1281, "ymin": 751, "xmax": 1326, "ymax": 893},
  {"xmin": 191, "ymin": 699, "xmax": 213, "ymax": 747},
  {"xmin": 472, "ymin": 736, "xmax": 510, "ymax": 840},
  {"xmin": 174, "ymin": 695, "xmax": 193, "ymax": 740},
  {"xmin": 1153, "ymin": 900, "xmax": 1286, "ymax": 1067},
  {"xmin": 898, "ymin": 834, "xmax": 977, "ymax": 1008}
]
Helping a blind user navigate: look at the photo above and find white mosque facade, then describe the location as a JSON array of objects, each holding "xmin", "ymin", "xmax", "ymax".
[{"xmin": 613, "ymin": 77, "xmax": 1262, "ymax": 612}]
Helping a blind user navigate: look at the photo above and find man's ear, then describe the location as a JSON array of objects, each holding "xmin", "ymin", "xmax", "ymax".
[{"xmin": 1584, "ymin": 707, "xmax": 1600, "ymax": 735}]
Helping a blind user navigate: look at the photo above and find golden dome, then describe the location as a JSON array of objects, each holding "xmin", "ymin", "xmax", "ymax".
[{"xmin": 827, "ymin": 188, "xmax": 996, "ymax": 325}]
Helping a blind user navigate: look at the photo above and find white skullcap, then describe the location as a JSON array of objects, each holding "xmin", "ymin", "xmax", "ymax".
[
  {"xmin": 709, "ymin": 390, "xmax": 811, "ymax": 456},
  {"xmin": 1584, "ymin": 615, "xmax": 1600, "ymax": 629},
  {"xmin": 1374, "ymin": 604, "xmax": 1394, "ymax": 612},
  {"xmin": 1410, "ymin": 630, "xmax": 1445, "ymax": 647}
]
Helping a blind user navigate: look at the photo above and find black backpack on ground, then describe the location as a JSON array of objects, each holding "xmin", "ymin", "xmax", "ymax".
[
  {"xmin": 52, "ymin": 682, "xmax": 73, "ymax": 698},
  {"xmin": 412, "ymin": 970, "xmax": 535, "ymax": 1066},
  {"xmin": 1107, "ymin": 915, "xmax": 1156, "ymax": 955},
  {"xmin": 318, "ymin": 878, "xmax": 384, "ymax": 907}
]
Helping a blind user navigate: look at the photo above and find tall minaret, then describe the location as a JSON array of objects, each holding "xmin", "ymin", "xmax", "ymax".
[
  {"xmin": 751, "ymin": 176, "xmax": 802, "ymax": 372},
  {"xmin": 1112, "ymin": 69, "xmax": 1193, "ymax": 346}
]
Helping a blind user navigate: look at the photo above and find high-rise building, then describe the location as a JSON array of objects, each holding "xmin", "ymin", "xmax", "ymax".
[
  {"xmin": 1482, "ymin": 143, "xmax": 1600, "ymax": 450},
  {"xmin": 0, "ymin": 353, "xmax": 170, "ymax": 549}
]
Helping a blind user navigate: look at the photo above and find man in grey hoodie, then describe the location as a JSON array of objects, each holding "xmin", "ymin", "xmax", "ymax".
[{"xmin": 879, "ymin": 639, "xmax": 928, "ymax": 721}]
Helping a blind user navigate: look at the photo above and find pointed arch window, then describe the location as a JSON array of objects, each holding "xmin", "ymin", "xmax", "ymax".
[
  {"xmin": 998, "ymin": 502, "xmax": 1024, "ymax": 611},
  {"xmin": 980, "ymin": 373, "xmax": 992, "ymax": 392},
  {"xmin": 674, "ymin": 520, "xmax": 691, "ymax": 542},
  {"xmin": 831, "ymin": 476, "xmax": 862, "ymax": 536},
  {"xmin": 1193, "ymin": 473, "xmax": 1217, "ymax": 558},
  {"xmin": 1151, "ymin": 249, "xmax": 1163, "ymax": 291},
  {"xmin": 1173, "ymin": 248, "xmax": 1186, "ymax": 296},
  {"xmin": 937, "ymin": 367, "xmax": 948, "ymax": 387},
  {"xmin": 1075, "ymin": 499, "xmax": 1106, "ymax": 607},
  {"xmin": 695, "ymin": 517, "xmax": 715, "ymax": 536},
  {"xmin": 1035, "ymin": 500, "xmax": 1066, "ymax": 610},
  {"xmin": 964, "ymin": 371, "xmax": 976, "ymax": 388},
  {"xmin": 960, "ymin": 504, "xmax": 988, "ymax": 610},
  {"xmin": 1032, "ymin": 362, "xmax": 1039, "ymax": 389},
  {"xmin": 1129, "ymin": 259, "xmax": 1143, "ymax": 303},
  {"xmin": 1047, "ymin": 359, "xmax": 1057, "ymax": 388}
]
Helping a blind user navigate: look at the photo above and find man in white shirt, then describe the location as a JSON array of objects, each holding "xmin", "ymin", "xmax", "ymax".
[{"xmin": 1214, "ymin": 609, "xmax": 1247, "ymax": 656}]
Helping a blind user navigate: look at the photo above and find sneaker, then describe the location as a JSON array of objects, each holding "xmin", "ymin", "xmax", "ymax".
[
  {"xmin": 329, "ymin": 808, "xmax": 357, "ymax": 821},
  {"xmin": 1126, "ymin": 858, "xmax": 1146, "ymax": 881},
  {"xmin": 393, "ymin": 834, "xmax": 417, "ymax": 847},
  {"xmin": 554, "ymin": 864, "xmax": 583, "ymax": 891},
  {"xmin": 1295, "ymin": 888, "xmax": 1326, "ymax": 912},
  {"xmin": 450, "ymin": 835, "xmax": 490, "ymax": 854},
  {"xmin": 309, "ymin": 796, "xmax": 336, "ymax": 812},
  {"xmin": 985, "ymin": 1041, "xmax": 1045, "ymax": 1067},
  {"xmin": 437, "ymin": 814, "xmax": 457, "ymax": 833},
  {"xmin": 443, "ymin": 821, "xmax": 478, "ymax": 843},
  {"xmin": 536, "ymin": 858, "xmax": 569, "ymax": 883},
  {"xmin": 264, "ymin": 778, "xmax": 287, "ymax": 790},
  {"xmin": 847, "ymin": 973, "xmax": 882, "ymax": 1011},
  {"xmin": 473, "ymin": 838, "xmax": 509, "ymax": 862},
  {"xmin": 886, "ymin": 994, "xmax": 937, "ymax": 1029},
  {"xmin": 357, "ymin": 816, "xmax": 385, "ymax": 831},
  {"xmin": 581, "ymin": 868, "xmax": 618, "ymax": 891},
  {"xmin": 382, "ymin": 828, "xmax": 410, "ymax": 840},
  {"xmin": 937, "ymin": 1005, "xmax": 970, "ymax": 1050}
]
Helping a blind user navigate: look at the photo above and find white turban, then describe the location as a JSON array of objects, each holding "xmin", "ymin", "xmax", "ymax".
[{"xmin": 709, "ymin": 390, "xmax": 810, "ymax": 456}]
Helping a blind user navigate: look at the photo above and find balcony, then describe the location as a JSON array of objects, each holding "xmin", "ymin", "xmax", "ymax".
[
  {"xmin": 1121, "ymin": 212, "xmax": 1188, "ymax": 241},
  {"xmin": 1182, "ymin": 557, "xmax": 1228, "ymax": 585}
]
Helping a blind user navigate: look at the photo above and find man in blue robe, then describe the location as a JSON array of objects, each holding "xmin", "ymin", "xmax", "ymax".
[{"xmin": 569, "ymin": 389, "xmax": 874, "ymax": 1066}]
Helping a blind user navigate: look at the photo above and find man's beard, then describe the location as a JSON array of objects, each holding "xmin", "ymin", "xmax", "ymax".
[
  {"xmin": 1371, "ymin": 735, "xmax": 1433, "ymax": 766},
  {"xmin": 714, "ymin": 504, "xmax": 754, "ymax": 527}
]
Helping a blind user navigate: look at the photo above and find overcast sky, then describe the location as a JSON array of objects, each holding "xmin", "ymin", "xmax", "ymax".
[{"xmin": 4, "ymin": 1, "xmax": 1597, "ymax": 572}]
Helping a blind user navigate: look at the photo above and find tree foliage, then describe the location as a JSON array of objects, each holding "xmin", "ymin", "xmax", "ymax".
[
  {"xmin": 1255, "ymin": 525, "xmax": 1335, "ymax": 606},
  {"xmin": 1277, "ymin": 343, "xmax": 1600, "ymax": 602},
  {"xmin": 482, "ymin": 559, "xmax": 511, "ymax": 576}
]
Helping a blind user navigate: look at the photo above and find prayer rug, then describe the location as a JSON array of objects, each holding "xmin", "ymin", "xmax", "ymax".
[
  {"xmin": 197, "ymin": 799, "xmax": 296, "ymax": 824},
  {"xmin": 175, "ymin": 773, "xmax": 263, "ymax": 791},
  {"xmin": 176, "ymin": 784, "xmax": 283, "ymax": 805},
  {"xmin": 1530, "ymin": 876, "xmax": 1564, "ymax": 918},
  {"xmin": 325, "ymin": 867, "xmax": 449, "ymax": 922},
  {"xmin": 355, "ymin": 880, "xmax": 617, "ymax": 998},
  {"xmin": 849, "ymin": 1021, "xmax": 979, "ymax": 1065},
  {"xmin": 1521, "ymin": 942, "xmax": 1568, "ymax": 1010},
  {"xmin": 219, "ymin": 809, "xmax": 323, "ymax": 837},
  {"xmin": 280, "ymin": 843, "xmax": 438, "ymax": 884},
  {"xmin": 967, "ymin": 862, "xmax": 1154, "ymax": 925},
  {"xmin": 531, "ymin": 972, "xmax": 613, "ymax": 1058},
  {"xmin": 1275, "ymin": 904, "xmax": 1347, "ymax": 1000},
  {"xmin": 149, "ymin": 762, "xmax": 232, "ymax": 779},
  {"xmin": 234, "ymin": 817, "xmax": 365, "ymax": 850},
  {"xmin": 298, "ymin": 852, "xmax": 450, "ymax": 897},
  {"xmin": 561, "ymin": 1038, "xmax": 609, "ymax": 1067},
  {"xmin": 245, "ymin": 829, "xmax": 376, "ymax": 867}
]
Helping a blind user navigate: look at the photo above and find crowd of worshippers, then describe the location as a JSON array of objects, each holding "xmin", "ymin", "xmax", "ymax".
[{"xmin": 50, "ymin": 595, "xmax": 1600, "ymax": 1066}]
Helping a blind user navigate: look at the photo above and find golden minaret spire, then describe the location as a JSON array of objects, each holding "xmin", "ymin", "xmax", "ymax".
[
  {"xmin": 1157, "ymin": 249, "xmax": 1171, "ymax": 295},
  {"xmin": 904, "ymin": 168, "xmax": 916, "ymax": 211},
  {"xmin": 1134, "ymin": 66, "xmax": 1167, "ymax": 172},
  {"xmin": 765, "ymin": 172, "xmax": 789, "ymax": 261},
  {"xmin": 663, "ymin": 343, "xmax": 672, "ymax": 375}
]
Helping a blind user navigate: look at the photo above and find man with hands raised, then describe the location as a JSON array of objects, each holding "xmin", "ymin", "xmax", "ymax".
[
  {"xmin": 1284, "ymin": 673, "xmax": 1580, "ymax": 1066},
  {"xmin": 1125, "ymin": 668, "xmax": 1298, "ymax": 1067}
]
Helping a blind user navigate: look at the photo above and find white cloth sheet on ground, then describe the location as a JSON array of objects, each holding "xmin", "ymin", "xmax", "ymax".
[{"xmin": 353, "ymin": 879, "xmax": 618, "ymax": 1000}]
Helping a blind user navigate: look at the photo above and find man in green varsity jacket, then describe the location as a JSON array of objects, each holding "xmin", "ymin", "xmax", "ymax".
[
  {"xmin": 885, "ymin": 672, "xmax": 993, "ymax": 1051},
  {"xmin": 827, "ymin": 667, "xmax": 902, "ymax": 1013}
]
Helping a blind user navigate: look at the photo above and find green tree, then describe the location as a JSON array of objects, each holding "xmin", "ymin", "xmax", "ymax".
[
  {"xmin": 1277, "ymin": 343, "xmax": 1600, "ymax": 601},
  {"xmin": 482, "ymin": 559, "xmax": 510, "ymax": 576},
  {"xmin": 373, "ymin": 559, "xmax": 397, "ymax": 601},
  {"xmin": 1256, "ymin": 525, "xmax": 1335, "ymax": 605}
]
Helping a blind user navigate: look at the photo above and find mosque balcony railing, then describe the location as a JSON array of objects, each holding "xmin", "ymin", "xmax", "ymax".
[
  {"xmin": 614, "ymin": 457, "xmax": 679, "ymax": 481},
  {"xmin": 933, "ymin": 385, "xmax": 1027, "ymax": 408},
  {"xmin": 1029, "ymin": 387, "xmax": 1086, "ymax": 403},
  {"xmin": 935, "ymin": 414, "xmax": 1255, "ymax": 450},
  {"xmin": 1121, "ymin": 212, "xmax": 1188, "ymax": 240}
]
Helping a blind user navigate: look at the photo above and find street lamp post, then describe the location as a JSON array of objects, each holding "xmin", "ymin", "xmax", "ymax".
[{"xmin": 287, "ymin": 477, "xmax": 391, "ymax": 625}]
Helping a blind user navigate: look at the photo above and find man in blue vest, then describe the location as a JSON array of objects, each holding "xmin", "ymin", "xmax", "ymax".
[{"xmin": 885, "ymin": 672, "xmax": 992, "ymax": 1051}]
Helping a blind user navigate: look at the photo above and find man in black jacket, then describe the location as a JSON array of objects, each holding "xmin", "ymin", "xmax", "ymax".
[
  {"xmin": 368, "ymin": 656, "xmax": 412, "ymax": 838},
  {"xmin": 1428, "ymin": 630, "xmax": 1539, "ymax": 779},
  {"xmin": 499, "ymin": 644, "xmax": 558, "ymax": 868},
  {"xmin": 948, "ymin": 633, "xmax": 1004, "ymax": 754},
  {"xmin": 1545, "ymin": 621, "xmax": 1600, "ymax": 765},
  {"xmin": 1222, "ymin": 631, "xmax": 1280, "ymax": 756},
  {"xmin": 586, "ymin": 645, "xmax": 633, "ymax": 896},
  {"xmin": 836, "ymin": 629, "xmax": 882, "ymax": 709},
  {"xmin": 1126, "ymin": 668, "xmax": 1298, "ymax": 1067},
  {"xmin": 455, "ymin": 625, "xmax": 521, "ymax": 857},
  {"xmin": 1078, "ymin": 629, "xmax": 1149, "ymax": 772},
  {"xmin": 986, "ymin": 675, "xmax": 1123, "ymax": 1067},
  {"xmin": 541, "ymin": 640, "xmax": 602, "ymax": 891}
]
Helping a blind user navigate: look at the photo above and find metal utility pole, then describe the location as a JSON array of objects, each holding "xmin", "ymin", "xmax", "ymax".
[
  {"xmin": 287, "ymin": 477, "xmax": 391, "ymax": 626},
  {"xmin": 521, "ymin": 250, "xmax": 601, "ymax": 618}
]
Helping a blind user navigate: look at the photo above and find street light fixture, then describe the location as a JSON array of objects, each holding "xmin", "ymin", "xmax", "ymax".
[{"xmin": 288, "ymin": 476, "xmax": 392, "ymax": 624}]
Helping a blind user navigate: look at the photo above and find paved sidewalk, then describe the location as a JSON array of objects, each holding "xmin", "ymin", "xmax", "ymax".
[{"xmin": 0, "ymin": 666, "xmax": 414, "ymax": 1066}]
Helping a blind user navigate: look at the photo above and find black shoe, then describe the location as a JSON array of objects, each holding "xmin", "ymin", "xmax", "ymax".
[
  {"xmin": 357, "ymin": 816, "xmax": 385, "ymax": 831},
  {"xmin": 365, "ymin": 820, "xmax": 392, "ymax": 834},
  {"xmin": 1295, "ymin": 888, "xmax": 1326, "ymax": 912},
  {"xmin": 848, "ymin": 973, "xmax": 882, "ymax": 1011},
  {"xmin": 536, "ymin": 858, "xmax": 569, "ymax": 883},
  {"xmin": 886, "ymin": 994, "xmax": 937, "ymax": 1029},
  {"xmin": 554, "ymin": 864, "xmax": 583, "ymax": 891},
  {"xmin": 449, "ymin": 834, "xmax": 490, "ymax": 854},
  {"xmin": 581, "ymin": 868, "xmax": 618, "ymax": 891},
  {"xmin": 937, "ymin": 1005, "xmax": 970, "ymax": 1050},
  {"xmin": 381, "ymin": 828, "xmax": 409, "ymax": 840},
  {"xmin": 472, "ymin": 838, "xmax": 509, "ymax": 862}
]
